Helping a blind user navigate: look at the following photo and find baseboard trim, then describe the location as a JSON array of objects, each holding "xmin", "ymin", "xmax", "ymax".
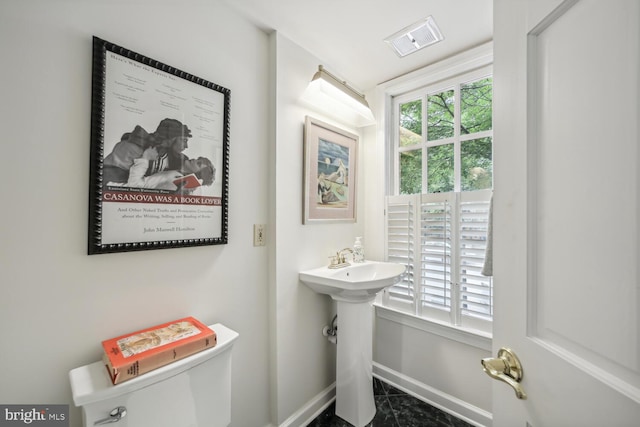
[
  {"xmin": 373, "ymin": 362, "xmax": 492, "ymax": 427},
  {"xmin": 277, "ymin": 365, "xmax": 492, "ymax": 427},
  {"xmin": 278, "ymin": 382, "xmax": 336, "ymax": 427}
]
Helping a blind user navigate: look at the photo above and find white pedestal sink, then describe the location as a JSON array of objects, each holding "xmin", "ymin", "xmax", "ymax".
[{"xmin": 299, "ymin": 260, "xmax": 406, "ymax": 427}]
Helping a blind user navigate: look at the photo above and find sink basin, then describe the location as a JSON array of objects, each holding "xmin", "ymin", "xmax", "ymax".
[{"xmin": 299, "ymin": 260, "xmax": 406, "ymax": 303}]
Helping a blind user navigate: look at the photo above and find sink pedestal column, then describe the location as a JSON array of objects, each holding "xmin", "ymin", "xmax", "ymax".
[
  {"xmin": 335, "ymin": 299, "xmax": 375, "ymax": 427},
  {"xmin": 298, "ymin": 261, "xmax": 407, "ymax": 426}
]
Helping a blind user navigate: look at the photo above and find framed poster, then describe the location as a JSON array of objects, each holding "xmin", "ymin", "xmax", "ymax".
[
  {"xmin": 303, "ymin": 116, "xmax": 358, "ymax": 223},
  {"xmin": 88, "ymin": 37, "xmax": 230, "ymax": 254}
]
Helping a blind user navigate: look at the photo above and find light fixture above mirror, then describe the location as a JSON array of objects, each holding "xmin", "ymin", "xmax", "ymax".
[{"xmin": 301, "ymin": 65, "xmax": 375, "ymax": 128}]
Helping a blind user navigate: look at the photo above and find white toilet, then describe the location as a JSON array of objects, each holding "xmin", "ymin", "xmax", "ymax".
[{"xmin": 69, "ymin": 323, "xmax": 238, "ymax": 427}]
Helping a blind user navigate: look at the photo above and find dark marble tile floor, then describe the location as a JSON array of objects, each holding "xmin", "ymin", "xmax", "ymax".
[{"xmin": 307, "ymin": 378, "xmax": 475, "ymax": 427}]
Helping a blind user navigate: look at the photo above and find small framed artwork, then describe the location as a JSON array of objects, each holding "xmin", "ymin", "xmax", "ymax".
[
  {"xmin": 88, "ymin": 37, "xmax": 230, "ymax": 254},
  {"xmin": 303, "ymin": 116, "xmax": 358, "ymax": 223}
]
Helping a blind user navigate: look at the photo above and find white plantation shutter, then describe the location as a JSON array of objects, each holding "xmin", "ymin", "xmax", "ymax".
[
  {"xmin": 458, "ymin": 190, "xmax": 493, "ymax": 322},
  {"xmin": 384, "ymin": 190, "xmax": 493, "ymax": 329},
  {"xmin": 418, "ymin": 193, "xmax": 455, "ymax": 318},
  {"xmin": 384, "ymin": 195, "xmax": 416, "ymax": 309}
]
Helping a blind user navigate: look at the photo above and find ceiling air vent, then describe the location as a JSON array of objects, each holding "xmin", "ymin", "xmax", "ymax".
[{"xmin": 385, "ymin": 16, "xmax": 444, "ymax": 58}]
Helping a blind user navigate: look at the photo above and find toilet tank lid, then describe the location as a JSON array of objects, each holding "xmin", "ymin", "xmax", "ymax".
[{"xmin": 69, "ymin": 323, "xmax": 239, "ymax": 407}]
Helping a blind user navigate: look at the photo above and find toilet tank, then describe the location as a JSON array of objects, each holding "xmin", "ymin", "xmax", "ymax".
[{"xmin": 69, "ymin": 323, "xmax": 238, "ymax": 427}]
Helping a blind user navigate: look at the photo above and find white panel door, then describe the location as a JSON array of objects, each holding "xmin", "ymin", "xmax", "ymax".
[{"xmin": 492, "ymin": 0, "xmax": 640, "ymax": 425}]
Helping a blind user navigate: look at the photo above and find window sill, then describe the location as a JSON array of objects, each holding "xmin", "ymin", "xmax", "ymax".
[{"xmin": 373, "ymin": 303, "xmax": 492, "ymax": 351}]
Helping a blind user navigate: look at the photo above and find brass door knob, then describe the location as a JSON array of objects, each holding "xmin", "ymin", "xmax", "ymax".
[{"xmin": 481, "ymin": 347, "xmax": 527, "ymax": 399}]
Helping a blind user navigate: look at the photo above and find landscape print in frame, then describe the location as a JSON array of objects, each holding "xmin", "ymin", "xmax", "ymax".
[
  {"xmin": 88, "ymin": 37, "xmax": 230, "ymax": 254},
  {"xmin": 303, "ymin": 116, "xmax": 358, "ymax": 223}
]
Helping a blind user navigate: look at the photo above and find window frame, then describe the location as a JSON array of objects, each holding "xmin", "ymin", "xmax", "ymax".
[
  {"xmin": 382, "ymin": 43, "xmax": 493, "ymax": 194},
  {"xmin": 392, "ymin": 65, "xmax": 493, "ymax": 195},
  {"xmin": 378, "ymin": 43, "xmax": 494, "ymax": 342}
]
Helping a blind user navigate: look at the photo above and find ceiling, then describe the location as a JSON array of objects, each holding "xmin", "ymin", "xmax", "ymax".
[{"xmin": 223, "ymin": 0, "xmax": 493, "ymax": 92}]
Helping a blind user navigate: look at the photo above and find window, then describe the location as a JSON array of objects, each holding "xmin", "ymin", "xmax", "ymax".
[{"xmin": 384, "ymin": 67, "xmax": 493, "ymax": 333}]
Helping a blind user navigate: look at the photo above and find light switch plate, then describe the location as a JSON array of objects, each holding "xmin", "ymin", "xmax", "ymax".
[{"xmin": 253, "ymin": 224, "xmax": 266, "ymax": 246}]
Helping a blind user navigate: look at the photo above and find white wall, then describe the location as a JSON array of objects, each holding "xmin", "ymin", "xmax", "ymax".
[
  {"xmin": 373, "ymin": 316, "xmax": 492, "ymax": 424},
  {"xmin": 0, "ymin": 1, "xmax": 270, "ymax": 426},
  {"xmin": 269, "ymin": 33, "xmax": 366, "ymax": 425}
]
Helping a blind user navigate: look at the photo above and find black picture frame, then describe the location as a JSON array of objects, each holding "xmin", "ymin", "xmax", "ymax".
[{"xmin": 88, "ymin": 37, "xmax": 230, "ymax": 254}]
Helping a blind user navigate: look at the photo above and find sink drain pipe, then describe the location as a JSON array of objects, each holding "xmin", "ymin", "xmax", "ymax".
[{"xmin": 322, "ymin": 314, "xmax": 338, "ymax": 344}]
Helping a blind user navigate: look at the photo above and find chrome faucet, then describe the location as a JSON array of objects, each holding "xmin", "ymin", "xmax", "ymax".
[{"xmin": 329, "ymin": 248, "xmax": 353, "ymax": 269}]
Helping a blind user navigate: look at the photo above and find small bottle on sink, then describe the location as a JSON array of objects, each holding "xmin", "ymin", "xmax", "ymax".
[{"xmin": 353, "ymin": 237, "xmax": 364, "ymax": 263}]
